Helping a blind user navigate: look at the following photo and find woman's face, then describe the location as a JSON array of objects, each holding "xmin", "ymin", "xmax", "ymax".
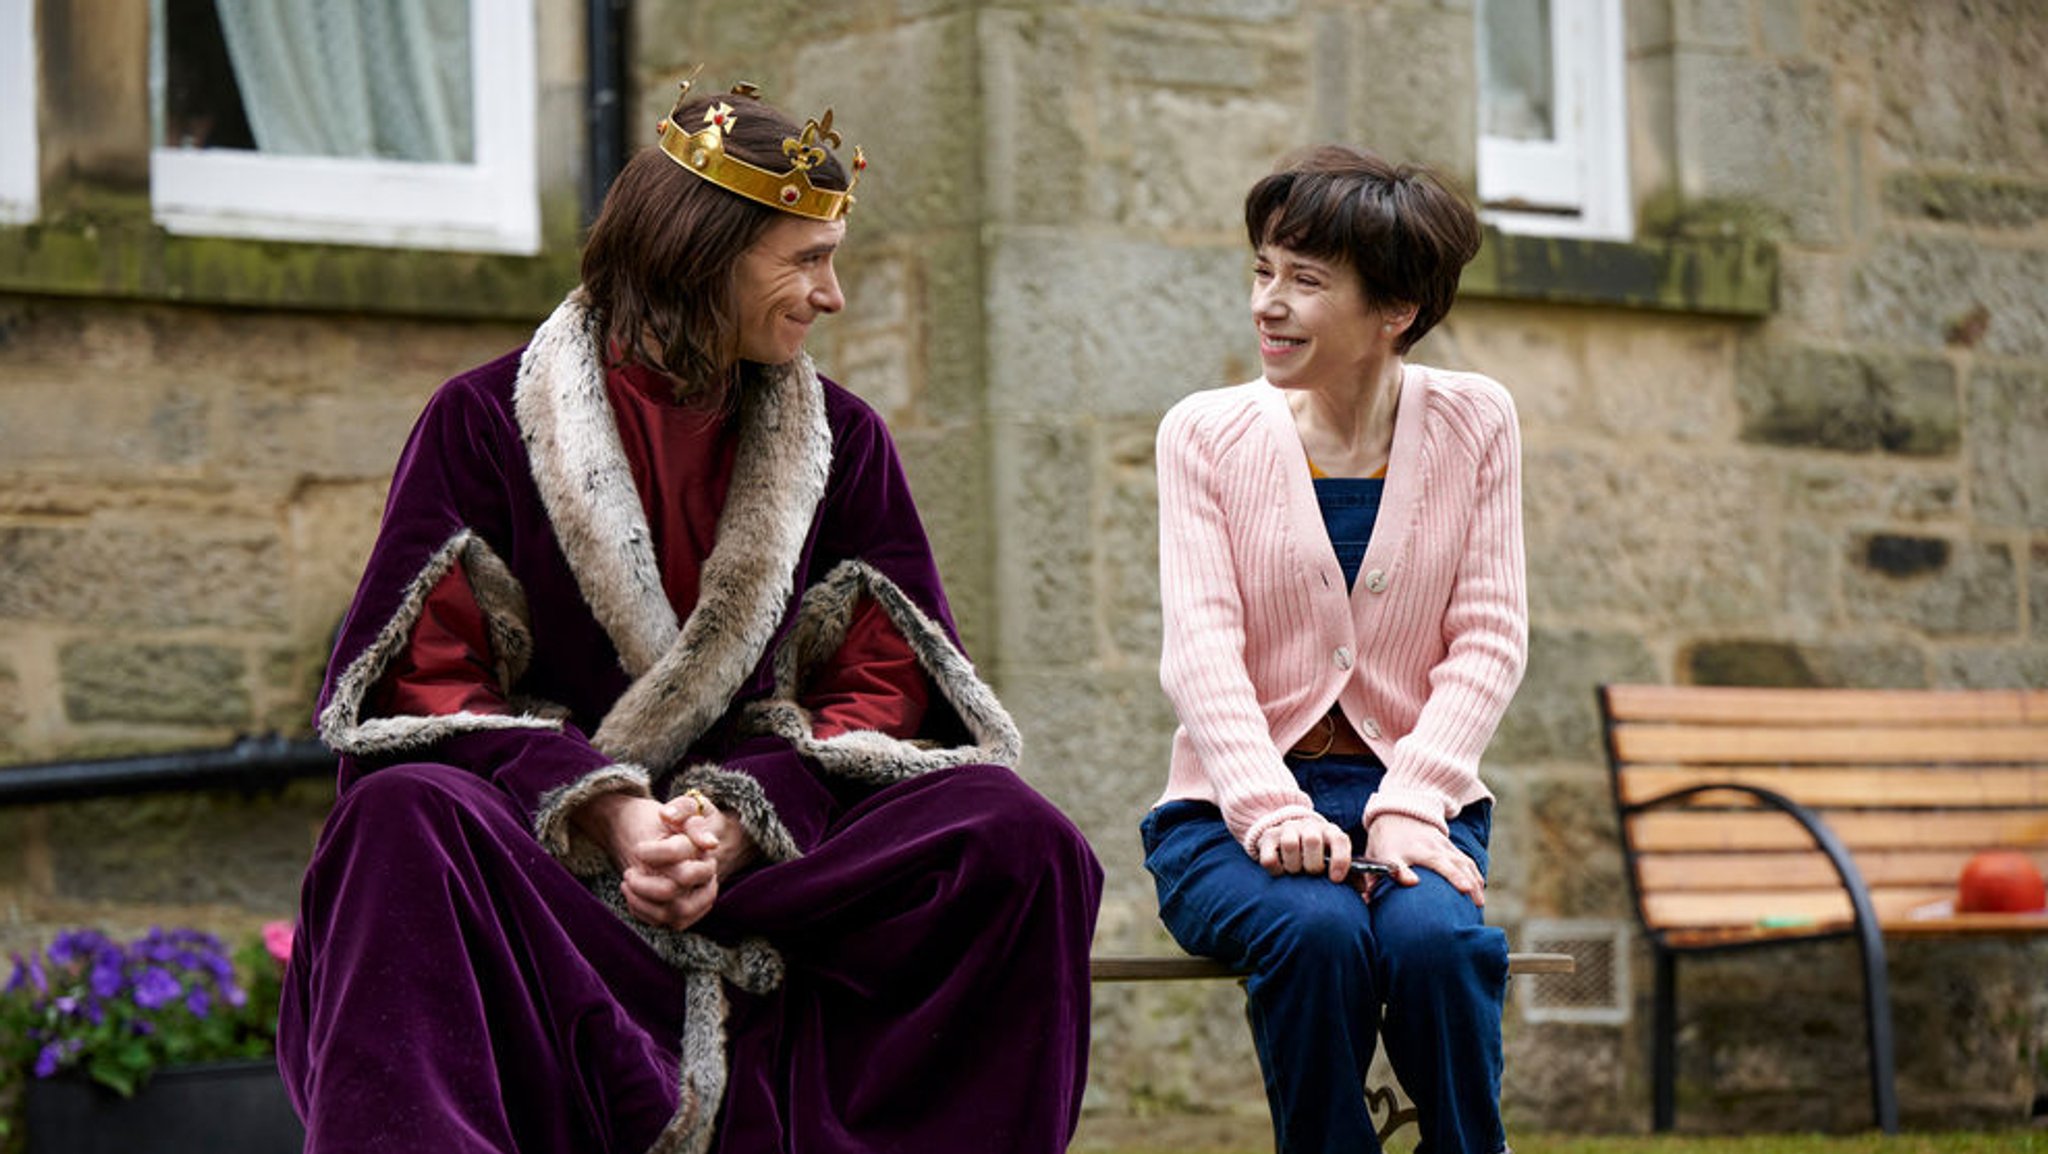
[
  {"xmin": 1249, "ymin": 243, "xmax": 1396, "ymax": 393},
  {"xmin": 732, "ymin": 214, "xmax": 848, "ymax": 365}
]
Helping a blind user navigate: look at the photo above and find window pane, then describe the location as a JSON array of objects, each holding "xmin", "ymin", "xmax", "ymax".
[
  {"xmin": 159, "ymin": 0, "xmax": 474, "ymax": 164},
  {"xmin": 1480, "ymin": 0, "xmax": 1554, "ymax": 142}
]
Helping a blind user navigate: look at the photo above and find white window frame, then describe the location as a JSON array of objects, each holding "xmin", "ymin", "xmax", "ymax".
[
  {"xmin": 0, "ymin": 0, "xmax": 38, "ymax": 224},
  {"xmin": 1477, "ymin": 0, "xmax": 1631, "ymax": 241},
  {"xmin": 149, "ymin": 0, "xmax": 539, "ymax": 255}
]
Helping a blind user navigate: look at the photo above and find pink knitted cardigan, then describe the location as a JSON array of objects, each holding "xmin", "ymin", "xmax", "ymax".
[{"xmin": 1154, "ymin": 364, "xmax": 1527, "ymax": 851}]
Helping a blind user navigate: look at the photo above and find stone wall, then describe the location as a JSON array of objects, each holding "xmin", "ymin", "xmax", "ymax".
[{"xmin": 0, "ymin": 0, "xmax": 2043, "ymax": 1137}]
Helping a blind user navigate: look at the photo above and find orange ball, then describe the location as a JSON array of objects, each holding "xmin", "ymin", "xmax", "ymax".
[{"xmin": 1956, "ymin": 850, "xmax": 2047, "ymax": 913}]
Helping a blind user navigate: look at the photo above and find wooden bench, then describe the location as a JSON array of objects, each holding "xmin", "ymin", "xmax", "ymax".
[
  {"xmin": 1091, "ymin": 951, "xmax": 1576, "ymax": 1142},
  {"xmin": 1600, "ymin": 684, "xmax": 2048, "ymax": 1134}
]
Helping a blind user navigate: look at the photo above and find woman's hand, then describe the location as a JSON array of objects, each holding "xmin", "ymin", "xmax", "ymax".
[
  {"xmin": 1364, "ymin": 812, "xmax": 1485, "ymax": 907},
  {"xmin": 1254, "ymin": 814, "xmax": 1352, "ymax": 883},
  {"xmin": 574, "ymin": 792, "xmax": 752, "ymax": 930}
]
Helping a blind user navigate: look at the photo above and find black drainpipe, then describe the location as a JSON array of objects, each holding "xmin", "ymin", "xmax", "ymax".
[
  {"xmin": 585, "ymin": 0, "xmax": 631, "ymax": 225},
  {"xmin": 0, "ymin": 735, "xmax": 335, "ymax": 808}
]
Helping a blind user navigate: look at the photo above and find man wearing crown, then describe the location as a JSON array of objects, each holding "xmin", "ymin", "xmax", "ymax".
[{"xmin": 278, "ymin": 76, "xmax": 1102, "ymax": 1154}]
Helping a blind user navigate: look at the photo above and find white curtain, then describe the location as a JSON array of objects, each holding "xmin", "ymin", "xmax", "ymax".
[
  {"xmin": 213, "ymin": 0, "xmax": 472, "ymax": 163},
  {"xmin": 1478, "ymin": 0, "xmax": 1554, "ymax": 143}
]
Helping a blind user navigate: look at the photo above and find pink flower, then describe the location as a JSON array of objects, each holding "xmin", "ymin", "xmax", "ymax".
[{"xmin": 261, "ymin": 920, "xmax": 294, "ymax": 967}]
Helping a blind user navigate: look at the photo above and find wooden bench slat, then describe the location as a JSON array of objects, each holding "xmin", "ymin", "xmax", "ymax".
[
  {"xmin": 1603, "ymin": 685, "xmax": 2048, "ymax": 726},
  {"xmin": 1089, "ymin": 952, "xmax": 1575, "ymax": 982},
  {"xmin": 1611, "ymin": 723, "xmax": 2048, "ymax": 765},
  {"xmin": 1626, "ymin": 809, "xmax": 2048, "ymax": 853},
  {"xmin": 1635, "ymin": 848, "xmax": 2048, "ymax": 891},
  {"xmin": 1641, "ymin": 886, "xmax": 1955, "ymax": 929},
  {"xmin": 1617, "ymin": 766, "xmax": 2048, "ymax": 807}
]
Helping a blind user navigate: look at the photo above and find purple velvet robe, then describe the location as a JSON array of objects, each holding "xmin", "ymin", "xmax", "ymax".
[{"xmin": 279, "ymin": 292, "xmax": 1102, "ymax": 1154}]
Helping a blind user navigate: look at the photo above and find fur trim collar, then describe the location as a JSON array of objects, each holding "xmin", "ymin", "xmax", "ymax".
[{"xmin": 514, "ymin": 291, "xmax": 833, "ymax": 771}]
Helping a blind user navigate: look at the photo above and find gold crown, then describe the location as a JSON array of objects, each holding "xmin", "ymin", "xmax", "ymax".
[{"xmin": 655, "ymin": 68, "xmax": 864, "ymax": 222}]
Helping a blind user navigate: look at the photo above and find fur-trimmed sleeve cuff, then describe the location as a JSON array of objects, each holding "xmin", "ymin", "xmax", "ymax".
[
  {"xmin": 319, "ymin": 529, "xmax": 569, "ymax": 757},
  {"xmin": 740, "ymin": 560, "xmax": 1022, "ymax": 784},
  {"xmin": 668, "ymin": 764, "xmax": 803, "ymax": 867},
  {"xmin": 532, "ymin": 762, "xmax": 656, "ymax": 876}
]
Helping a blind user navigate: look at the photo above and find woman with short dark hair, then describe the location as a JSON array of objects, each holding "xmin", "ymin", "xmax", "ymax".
[
  {"xmin": 280, "ymin": 76, "xmax": 1102, "ymax": 1154},
  {"xmin": 1143, "ymin": 145, "xmax": 1525, "ymax": 1154}
]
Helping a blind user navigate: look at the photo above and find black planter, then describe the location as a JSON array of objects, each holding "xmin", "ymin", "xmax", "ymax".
[{"xmin": 24, "ymin": 1058, "xmax": 305, "ymax": 1154}]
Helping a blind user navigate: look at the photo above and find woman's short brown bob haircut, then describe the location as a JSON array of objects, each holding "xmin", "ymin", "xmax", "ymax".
[
  {"xmin": 580, "ymin": 89, "xmax": 851, "ymax": 393},
  {"xmin": 1244, "ymin": 145, "xmax": 1481, "ymax": 355}
]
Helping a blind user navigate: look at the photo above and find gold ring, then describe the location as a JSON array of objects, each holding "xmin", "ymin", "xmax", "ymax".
[{"xmin": 681, "ymin": 788, "xmax": 710, "ymax": 817}]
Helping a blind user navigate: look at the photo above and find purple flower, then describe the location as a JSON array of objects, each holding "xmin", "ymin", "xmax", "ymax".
[
  {"xmin": 89, "ymin": 958, "xmax": 123, "ymax": 999},
  {"xmin": 33, "ymin": 1041, "xmax": 65, "ymax": 1079},
  {"xmin": 185, "ymin": 984, "xmax": 213, "ymax": 1018},
  {"xmin": 132, "ymin": 966, "xmax": 182, "ymax": 1010}
]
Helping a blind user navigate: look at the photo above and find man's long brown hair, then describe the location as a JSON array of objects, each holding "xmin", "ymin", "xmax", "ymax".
[{"xmin": 580, "ymin": 91, "xmax": 851, "ymax": 398}]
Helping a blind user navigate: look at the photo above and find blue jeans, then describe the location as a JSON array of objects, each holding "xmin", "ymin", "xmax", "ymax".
[{"xmin": 1140, "ymin": 755, "xmax": 1508, "ymax": 1154}]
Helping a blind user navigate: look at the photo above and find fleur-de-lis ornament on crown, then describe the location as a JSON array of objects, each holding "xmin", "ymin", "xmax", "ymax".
[{"xmin": 653, "ymin": 67, "xmax": 864, "ymax": 221}]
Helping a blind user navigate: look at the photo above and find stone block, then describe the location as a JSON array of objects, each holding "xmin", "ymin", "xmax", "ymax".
[
  {"xmin": 1784, "ymin": 462, "xmax": 1963, "ymax": 522},
  {"xmin": 1521, "ymin": 772, "xmax": 1631, "ymax": 919},
  {"xmin": 1672, "ymin": 52, "xmax": 1841, "ymax": 244},
  {"xmin": 992, "ymin": 421, "xmax": 1097, "ymax": 668},
  {"xmin": 1884, "ymin": 171, "xmax": 2048, "ymax": 230},
  {"xmin": 1522, "ymin": 445, "xmax": 1782, "ymax": 627},
  {"xmin": 286, "ymin": 481, "xmax": 386, "ymax": 653},
  {"xmin": 2037, "ymin": 542, "xmax": 2048, "ymax": 643},
  {"xmin": 1757, "ymin": 0, "xmax": 1807, "ymax": 56},
  {"xmin": 912, "ymin": 228, "xmax": 990, "ymax": 427},
  {"xmin": 1736, "ymin": 342, "xmax": 1958, "ymax": 456},
  {"xmin": 1428, "ymin": 305, "xmax": 1588, "ymax": 434},
  {"xmin": 1096, "ymin": 87, "xmax": 1301, "ymax": 234},
  {"xmin": 0, "ymin": 655, "xmax": 22, "ymax": 759},
  {"xmin": 1100, "ymin": 421, "xmax": 1163, "ymax": 665},
  {"xmin": 1068, "ymin": 0, "xmax": 1299, "ymax": 20},
  {"xmin": 1684, "ymin": 637, "xmax": 1926, "ymax": 688},
  {"xmin": 1938, "ymin": 645, "xmax": 2048, "ymax": 692},
  {"xmin": 1578, "ymin": 318, "xmax": 1739, "ymax": 443},
  {"xmin": 1103, "ymin": 19, "xmax": 1275, "ymax": 90},
  {"xmin": 1843, "ymin": 534, "xmax": 2019, "ymax": 637},
  {"xmin": 44, "ymin": 780, "xmax": 334, "ymax": 908},
  {"xmin": 789, "ymin": 16, "xmax": 980, "ymax": 235},
  {"xmin": 1850, "ymin": 234, "xmax": 2048, "ymax": 359},
  {"xmin": 1492, "ymin": 628, "xmax": 1658, "ymax": 764},
  {"xmin": 1818, "ymin": 0, "xmax": 2048, "ymax": 171},
  {"xmin": 977, "ymin": 9, "xmax": 1092, "ymax": 227},
  {"xmin": 1887, "ymin": 939, "xmax": 2048, "ymax": 1125},
  {"xmin": 0, "ymin": 523, "xmax": 289, "ymax": 630},
  {"xmin": 893, "ymin": 424, "xmax": 995, "ymax": 660},
  {"xmin": 59, "ymin": 641, "xmax": 251, "ymax": 727},
  {"xmin": 1673, "ymin": 0, "xmax": 1751, "ymax": 46},
  {"xmin": 985, "ymin": 232, "xmax": 1252, "ymax": 419},
  {"xmin": 1502, "ymin": 1020, "xmax": 1631, "ymax": 1132},
  {"xmin": 1345, "ymin": 3, "xmax": 1477, "ymax": 177},
  {"xmin": 1967, "ymin": 364, "xmax": 2048, "ymax": 531}
]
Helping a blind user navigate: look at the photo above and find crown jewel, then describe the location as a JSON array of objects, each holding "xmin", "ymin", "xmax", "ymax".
[{"xmin": 655, "ymin": 68, "xmax": 864, "ymax": 222}]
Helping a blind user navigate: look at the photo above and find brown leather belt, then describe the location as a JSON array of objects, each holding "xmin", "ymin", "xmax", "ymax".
[{"xmin": 1287, "ymin": 710, "xmax": 1374, "ymax": 759}]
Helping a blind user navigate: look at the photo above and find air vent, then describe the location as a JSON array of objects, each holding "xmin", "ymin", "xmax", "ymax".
[{"xmin": 1518, "ymin": 919, "xmax": 1629, "ymax": 1025}]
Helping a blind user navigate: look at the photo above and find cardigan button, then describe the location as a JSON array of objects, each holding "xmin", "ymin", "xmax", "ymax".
[
  {"xmin": 1333, "ymin": 646, "xmax": 1353, "ymax": 671},
  {"xmin": 1362, "ymin": 719, "xmax": 1383, "ymax": 740},
  {"xmin": 1364, "ymin": 568, "xmax": 1389, "ymax": 593}
]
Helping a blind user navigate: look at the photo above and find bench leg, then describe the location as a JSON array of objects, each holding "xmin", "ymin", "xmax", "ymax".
[
  {"xmin": 1365, "ymin": 1080, "xmax": 1417, "ymax": 1143},
  {"xmin": 1852, "ymin": 920, "xmax": 1901, "ymax": 1134},
  {"xmin": 1652, "ymin": 947, "xmax": 1677, "ymax": 1131}
]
